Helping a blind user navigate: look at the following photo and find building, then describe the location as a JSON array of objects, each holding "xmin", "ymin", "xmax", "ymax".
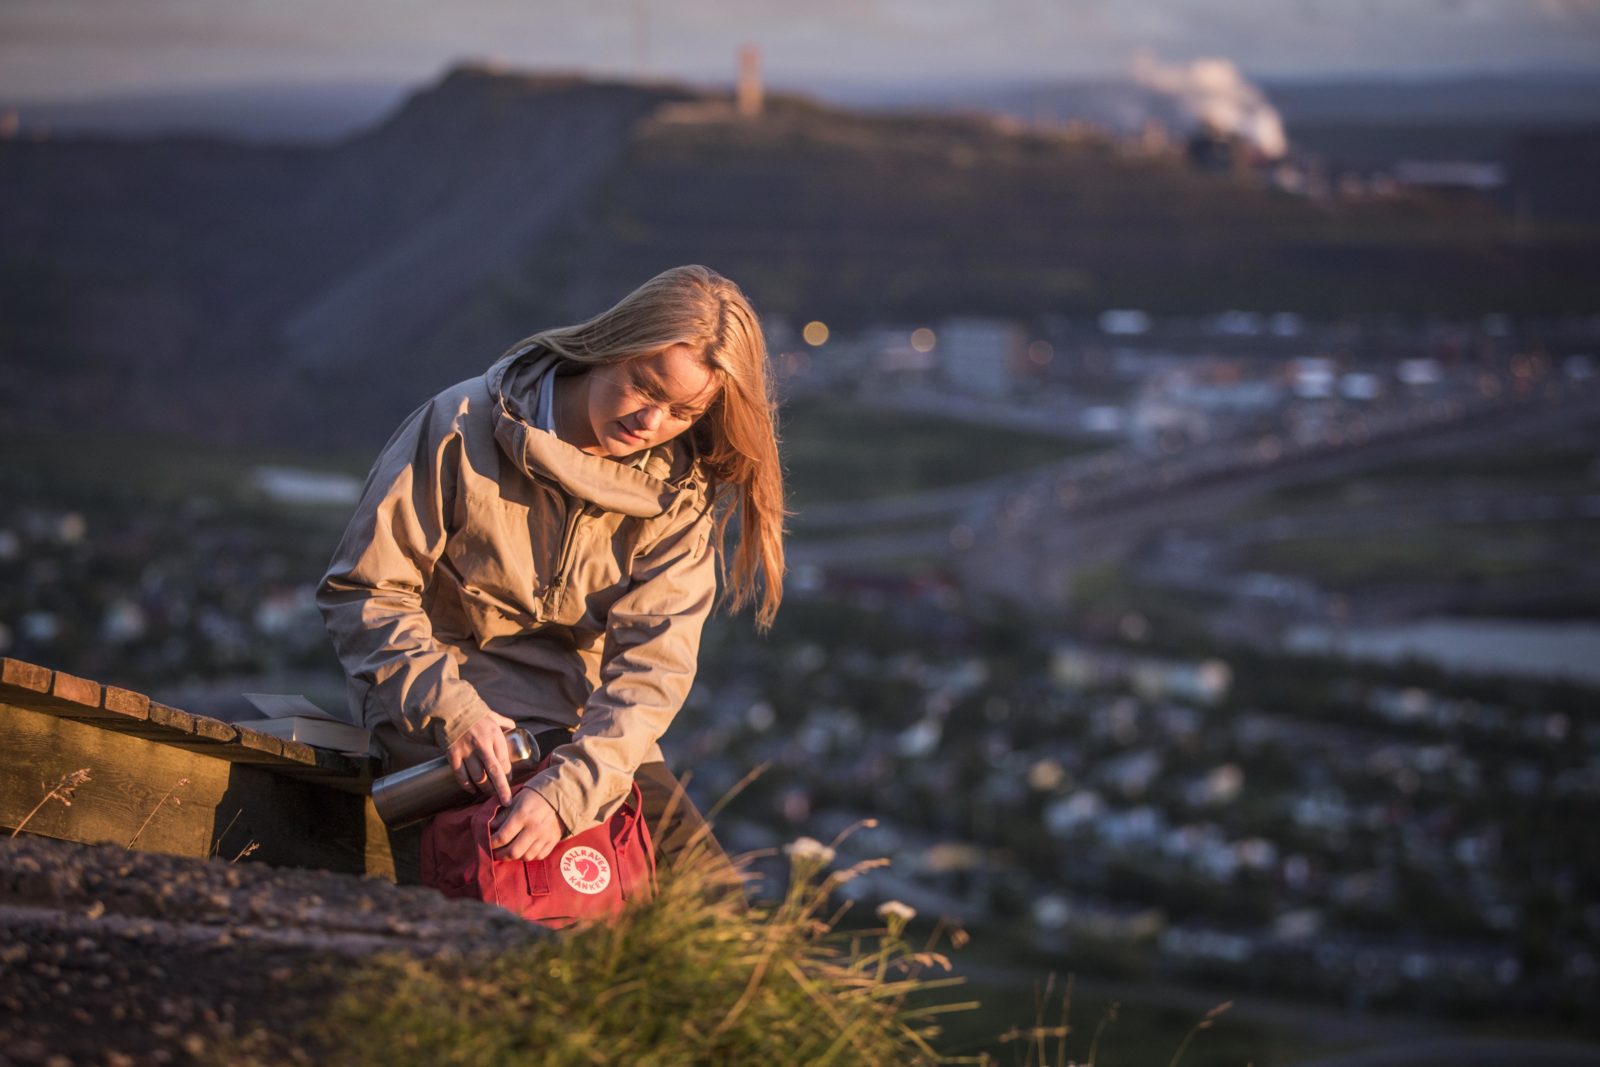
[{"xmin": 939, "ymin": 317, "xmax": 1026, "ymax": 398}]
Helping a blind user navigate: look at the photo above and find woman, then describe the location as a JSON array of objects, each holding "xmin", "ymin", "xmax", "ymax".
[{"xmin": 317, "ymin": 264, "xmax": 784, "ymax": 874}]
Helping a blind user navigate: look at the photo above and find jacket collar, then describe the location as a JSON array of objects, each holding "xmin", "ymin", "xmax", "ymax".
[{"xmin": 485, "ymin": 345, "xmax": 701, "ymax": 518}]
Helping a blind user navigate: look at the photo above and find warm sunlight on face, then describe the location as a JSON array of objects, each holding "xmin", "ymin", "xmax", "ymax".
[{"xmin": 577, "ymin": 343, "xmax": 720, "ymax": 458}]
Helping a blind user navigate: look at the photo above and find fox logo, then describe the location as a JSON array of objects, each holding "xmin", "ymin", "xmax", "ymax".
[{"xmin": 560, "ymin": 846, "xmax": 611, "ymax": 894}]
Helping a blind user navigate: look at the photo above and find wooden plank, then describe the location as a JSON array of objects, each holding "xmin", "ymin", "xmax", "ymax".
[
  {"xmin": 0, "ymin": 662, "xmax": 137, "ymax": 727},
  {"xmin": 102, "ymin": 685, "xmax": 152, "ymax": 720},
  {"xmin": 229, "ymin": 726, "xmax": 364, "ymax": 775},
  {"xmin": 54, "ymin": 679, "xmax": 154, "ymax": 726},
  {"xmin": 0, "ymin": 658, "xmax": 51, "ymax": 696},
  {"xmin": 278, "ymin": 738, "xmax": 318, "ymax": 766},
  {"xmin": 147, "ymin": 701, "xmax": 198, "ymax": 733},
  {"xmin": 270, "ymin": 747, "xmax": 378, "ymax": 795},
  {"xmin": 229, "ymin": 725, "xmax": 289, "ymax": 764},
  {"xmin": 50, "ymin": 670, "xmax": 101, "ymax": 713},
  {"xmin": 0, "ymin": 659, "xmax": 97, "ymax": 718},
  {"xmin": 312, "ymin": 746, "xmax": 367, "ymax": 777},
  {"xmin": 0, "ymin": 658, "xmax": 375, "ymax": 791},
  {"xmin": 271, "ymin": 743, "xmax": 357, "ymax": 774},
  {"xmin": 146, "ymin": 702, "xmax": 239, "ymax": 754},
  {"xmin": 0, "ymin": 701, "xmax": 403, "ymax": 880},
  {"xmin": 94, "ymin": 685, "xmax": 179, "ymax": 741},
  {"xmin": 150, "ymin": 707, "xmax": 320, "ymax": 771},
  {"xmin": 189, "ymin": 712, "xmax": 238, "ymax": 745}
]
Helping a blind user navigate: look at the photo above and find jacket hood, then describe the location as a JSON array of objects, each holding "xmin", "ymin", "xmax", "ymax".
[{"xmin": 485, "ymin": 346, "xmax": 704, "ymax": 519}]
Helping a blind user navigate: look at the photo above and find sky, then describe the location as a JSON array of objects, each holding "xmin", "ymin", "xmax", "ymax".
[{"xmin": 3, "ymin": 0, "xmax": 1600, "ymax": 100}]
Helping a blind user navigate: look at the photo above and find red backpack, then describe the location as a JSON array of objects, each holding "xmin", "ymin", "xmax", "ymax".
[{"xmin": 420, "ymin": 761, "xmax": 657, "ymax": 928}]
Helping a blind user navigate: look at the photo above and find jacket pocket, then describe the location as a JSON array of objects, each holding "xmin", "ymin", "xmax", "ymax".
[{"xmin": 445, "ymin": 491, "xmax": 559, "ymax": 625}]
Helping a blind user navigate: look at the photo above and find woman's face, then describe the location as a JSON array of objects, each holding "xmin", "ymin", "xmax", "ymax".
[{"xmin": 575, "ymin": 343, "xmax": 720, "ymax": 458}]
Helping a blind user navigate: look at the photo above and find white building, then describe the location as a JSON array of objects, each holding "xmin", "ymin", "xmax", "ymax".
[{"xmin": 939, "ymin": 317, "xmax": 1026, "ymax": 398}]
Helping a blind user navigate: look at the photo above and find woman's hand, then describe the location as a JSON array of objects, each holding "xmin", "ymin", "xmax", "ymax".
[
  {"xmin": 488, "ymin": 789, "xmax": 566, "ymax": 862},
  {"xmin": 446, "ymin": 710, "xmax": 517, "ymax": 805}
]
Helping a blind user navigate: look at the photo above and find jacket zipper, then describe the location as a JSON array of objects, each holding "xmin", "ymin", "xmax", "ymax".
[{"xmin": 541, "ymin": 499, "xmax": 590, "ymax": 617}]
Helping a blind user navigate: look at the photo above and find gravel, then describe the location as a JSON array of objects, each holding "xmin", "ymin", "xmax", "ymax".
[{"xmin": 0, "ymin": 835, "xmax": 546, "ymax": 1065}]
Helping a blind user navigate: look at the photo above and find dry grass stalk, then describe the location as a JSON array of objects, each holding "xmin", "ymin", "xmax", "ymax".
[
  {"xmin": 998, "ymin": 972, "xmax": 1073, "ymax": 1066},
  {"xmin": 126, "ymin": 776, "xmax": 190, "ymax": 849},
  {"xmin": 9, "ymin": 768, "xmax": 92, "ymax": 838},
  {"xmin": 1166, "ymin": 1000, "xmax": 1233, "ymax": 1067},
  {"xmin": 210, "ymin": 809, "xmax": 244, "ymax": 859},
  {"xmin": 1086, "ymin": 1000, "xmax": 1119, "ymax": 1067}
]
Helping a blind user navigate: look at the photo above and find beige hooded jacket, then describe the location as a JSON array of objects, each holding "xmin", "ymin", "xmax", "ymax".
[{"xmin": 317, "ymin": 346, "xmax": 717, "ymax": 836}]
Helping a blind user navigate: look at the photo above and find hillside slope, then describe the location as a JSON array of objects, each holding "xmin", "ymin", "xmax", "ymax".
[
  {"xmin": 553, "ymin": 97, "xmax": 1593, "ymax": 326},
  {"xmin": 2, "ymin": 65, "xmax": 1597, "ymax": 448},
  {"xmin": 0, "ymin": 66, "xmax": 688, "ymax": 444}
]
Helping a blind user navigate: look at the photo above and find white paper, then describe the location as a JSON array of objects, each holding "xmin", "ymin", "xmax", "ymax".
[{"xmin": 241, "ymin": 692, "xmax": 339, "ymax": 721}]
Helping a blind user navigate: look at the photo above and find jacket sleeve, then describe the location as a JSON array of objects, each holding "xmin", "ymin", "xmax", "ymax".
[
  {"xmin": 524, "ymin": 497, "xmax": 717, "ymax": 835},
  {"xmin": 315, "ymin": 400, "xmax": 497, "ymax": 752}
]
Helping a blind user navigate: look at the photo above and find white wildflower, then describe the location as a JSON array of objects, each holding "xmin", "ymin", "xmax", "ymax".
[
  {"xmin": 783, "ymin": 836, "xmax": 836, "ymax": 866},
  {"xmin": 876, "ymin": 900, "xmax": 917, "ymax": 924}
]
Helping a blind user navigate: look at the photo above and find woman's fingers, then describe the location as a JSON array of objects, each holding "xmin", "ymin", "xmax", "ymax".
[
  {"xmin": 493, "ymin": 822, "xmax": 558, "ymax": 862},
  {"xmin": 445, "ymin": 713, "xmax": 520, "ymax": 798},
  {"xmin": 469, "ymin": 721, "xmax": 511, "ymax": 802},
  {"xmin": 486, "ymin": 730, "xmax": 513, "ymax": 805},
  {"xmin": 448, "ymin": 744, "xmax": 473, "ymax": 789},
  {"xmin": 489, "ymin": 803, "xmax": 544, "ymax": 857},
  {"xmin": 488, "ymin": 791, "xmax": 561, "ymax": 860},
  {"xmin": 450, "ymin": 716, "xmax": 514, "ymax": 800},
  {"xmin": 488, "ymin": 803, "xmax": 519, "ymax": 848}
]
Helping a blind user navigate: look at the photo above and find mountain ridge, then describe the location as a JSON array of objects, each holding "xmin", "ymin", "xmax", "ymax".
[{"xmin": 2, "ymin": 63, "xmax": 1597, "ymax": 449}]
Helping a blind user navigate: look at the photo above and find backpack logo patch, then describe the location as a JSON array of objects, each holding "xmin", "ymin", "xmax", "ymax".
[{"xmin": 560, "ymin": 845, "xmax": 611, "ymax": 894}]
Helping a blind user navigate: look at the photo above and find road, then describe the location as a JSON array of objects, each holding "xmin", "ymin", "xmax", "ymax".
[{"xmin": 787, "ymin": 375, "xmax": 1600, "ymax": 612}]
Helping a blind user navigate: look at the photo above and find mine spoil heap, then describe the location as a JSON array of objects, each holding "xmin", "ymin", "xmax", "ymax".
[{"xmin": 0, "ymin": 835, "xmax": 544, "ymax": 1065}]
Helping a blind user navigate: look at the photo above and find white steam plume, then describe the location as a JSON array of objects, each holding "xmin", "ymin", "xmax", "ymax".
[{"xmin": 1131, "ymin": 50, "xmax": 1288, "ymax": 159}]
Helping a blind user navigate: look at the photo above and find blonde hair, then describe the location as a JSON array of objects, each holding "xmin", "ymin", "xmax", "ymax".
[{"xmin": 507, "ymin": 265, "xmax": 786, "ymax": 629}]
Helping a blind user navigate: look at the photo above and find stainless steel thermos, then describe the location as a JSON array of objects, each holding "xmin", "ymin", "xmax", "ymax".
[{"xmin": 371, "ymin": 727, "xmax": 541, "ymax": 828}]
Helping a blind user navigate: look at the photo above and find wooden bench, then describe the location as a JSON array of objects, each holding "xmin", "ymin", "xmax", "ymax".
[{"xmin": 0, "ymin": 658, "xmax": 419, "ymax": 881}]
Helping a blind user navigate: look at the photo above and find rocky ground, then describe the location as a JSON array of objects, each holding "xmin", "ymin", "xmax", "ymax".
[{"xmin": 0, "ymin": 835, "xmax": 545, "ymax": 1065}]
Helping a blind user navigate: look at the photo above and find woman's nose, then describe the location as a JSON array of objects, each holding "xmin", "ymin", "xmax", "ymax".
[{"xmin": 638, "ymin": 405, "xmax": 664, "ymax": 431}]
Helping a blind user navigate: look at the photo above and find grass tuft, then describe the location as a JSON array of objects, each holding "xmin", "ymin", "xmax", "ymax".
[{"xmin": 307, "ymin": 841, "xmax": 975, "ymax": 1066}]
